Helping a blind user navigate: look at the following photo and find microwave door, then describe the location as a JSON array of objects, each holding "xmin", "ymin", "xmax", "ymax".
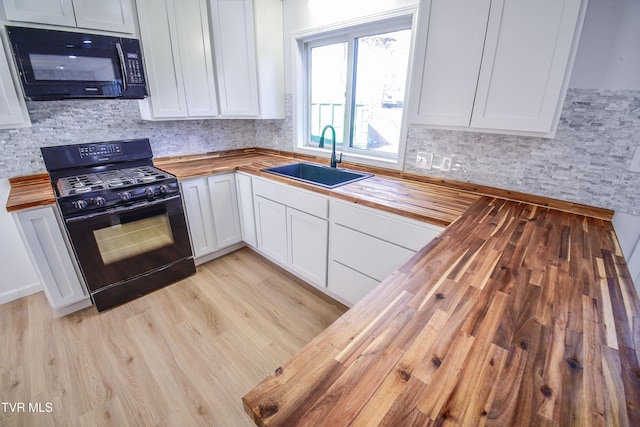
[{"xmin": 27, "ymin": 53, "xmax": 117, "ymax": 83}]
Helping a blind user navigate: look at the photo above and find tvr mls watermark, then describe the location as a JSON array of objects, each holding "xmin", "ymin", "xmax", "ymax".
[{"xmin": 2, "ymin": 402, "xmax": 53, "ymax": 413}]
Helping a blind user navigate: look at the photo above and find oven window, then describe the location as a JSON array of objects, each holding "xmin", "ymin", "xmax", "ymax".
[
  {"xmin": 93, "ymin": 213, "xmax": 174, "ymax": 265},
  {"xmin": 29, "ymin": 54, "xmax": 116, "ymax": 81}
]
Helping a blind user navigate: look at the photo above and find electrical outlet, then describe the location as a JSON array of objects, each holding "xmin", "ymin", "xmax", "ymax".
[
  {"xmin": 416, "ymin": 152, "xmax": 433, "ymax": 170},
  {"xmin": 441, "ymin": 157, "xmax": 452, "ymax": 172},
  {"xmin": 630, "ymin": 146, "xmax": 640, "ymax": 173}
]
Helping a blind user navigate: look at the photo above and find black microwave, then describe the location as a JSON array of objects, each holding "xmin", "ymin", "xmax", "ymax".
[{"xmin": 6, "ymin": 26, "xmax": 148, "ymax": 100}]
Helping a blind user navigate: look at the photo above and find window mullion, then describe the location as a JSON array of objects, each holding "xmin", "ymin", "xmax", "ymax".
[{"xmin": 343, "ymin": 35, "xmax": 357, "ymax": 153}]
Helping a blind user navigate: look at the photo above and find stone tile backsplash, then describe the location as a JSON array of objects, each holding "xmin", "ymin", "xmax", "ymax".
[
  {"xmin": 0, "ymin": 100, "xmax": 256, "ymax": 178},
  {"xmin": 1, "ymin": 90, "xmax": 638, "ymax": 216},
  {"xmin": 404, "ymin": 89, "xmax": 640, "ymax": 216}
]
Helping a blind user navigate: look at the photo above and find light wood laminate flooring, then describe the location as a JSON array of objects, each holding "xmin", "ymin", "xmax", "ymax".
[{"xmin": 0, "ymin": 248, "xmax": 347, "ymax": 426}]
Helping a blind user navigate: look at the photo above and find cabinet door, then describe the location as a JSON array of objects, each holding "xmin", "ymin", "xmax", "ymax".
[
  {"xmin": 14, "ymin": 206, "xmax": 88, "ymax": 309},
  {"xmin": 471, "ymin": 0, "xmax": 584, "ymax": 133},
  {"xmin": 210, "ymin": 0, "xmax": 259, "ymax": 116},
  {"xmin": 175, "ymin": 0, "xmax": 219, "ymax": 117},
  {"xmin": 254, "ymin": 196, "xmax": 287, "ymax": 265},
  {"xmin": 287, "ymin": 207, "xmax": 328, "ymax": 288},
  {"xmin": 235, "ymin": 172, "xmax": 257, "ymax": 247},
  {"xmin": 136, "ymin": 0, "xmax": 188, "ymax": 118},
  {"xmin": 208, "ymin": 173, "xmax": 241, "ymax": 248},
  {"xmin": 181, "ymin": 177, "xmax": 218, "ymax": 258},
  {"xmin": 72, "ymin": 0, "xmax": 135, "ymax": 33},
  {"xmin": 328, "ymin": 261, "xmax": 379, "ymax": 307},
  {"xmin": 331, "ymin": 224, "xmax": 414, "ymax": 282},
  {"xmin": 408, "ymin": 0, "xmax": 491, "ymax": 126},
  {"xmin": 2, "ymin": 0, "xmax": 76, "ymax": 27},
  {"xmin": 0, "ymin": 38, "xmax": 30, "ymax": 129}
]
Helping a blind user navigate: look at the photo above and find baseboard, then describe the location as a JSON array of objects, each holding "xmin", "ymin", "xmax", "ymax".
[
  {"xmin": 194, "ymin": 242, "xmax": 246, "ymax": 266},
  {"xmin": 0, "ymin": 282, "xmax": 42, "ymax": 305},
  {"xmin": 55, "ymin": 298, "xmax": 93, "ymax": 317}
]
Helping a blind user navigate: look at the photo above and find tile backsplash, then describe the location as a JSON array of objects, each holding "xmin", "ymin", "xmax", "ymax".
[
  {"xmin": 404, "ymin": 89, "xmax": 640, "ymax": 216},
  {"xmin": 1, "ymin": 90, "xmax": 639, "ymax": 216},
  {"xmin": 0, "ymin": 100, "xmax": 256, "ymax": 178}
]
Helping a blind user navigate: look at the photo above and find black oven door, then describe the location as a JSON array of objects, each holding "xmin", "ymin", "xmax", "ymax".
[{"xmin": 65, "ymin": 195, "xmax": 193, "ymax": 292}]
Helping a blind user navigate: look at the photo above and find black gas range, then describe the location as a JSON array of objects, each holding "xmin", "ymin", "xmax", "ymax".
[{"xmin": 41, "ymin": 138, "xmax": 195, "ymax": 312}]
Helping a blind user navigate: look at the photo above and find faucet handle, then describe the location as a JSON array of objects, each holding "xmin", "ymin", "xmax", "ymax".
[{"xmin": 337, "ymin": 152, "xmax": 343, "ymax": 165}]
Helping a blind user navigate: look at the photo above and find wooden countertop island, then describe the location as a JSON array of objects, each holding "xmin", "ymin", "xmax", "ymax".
[{"xmin": 243, "ymin": 196, "xmax": 640, "ymax": 426}]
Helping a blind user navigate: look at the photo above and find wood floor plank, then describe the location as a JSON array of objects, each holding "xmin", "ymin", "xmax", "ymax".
[{"xmin": 0, "ymin": 248, "xmax": 346, "ymax": 426}]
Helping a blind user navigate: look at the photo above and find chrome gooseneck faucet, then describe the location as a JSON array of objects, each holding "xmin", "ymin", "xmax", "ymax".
[{"xmin": 318, "ymin": 124, "xmax": 342, "ymax": 168}]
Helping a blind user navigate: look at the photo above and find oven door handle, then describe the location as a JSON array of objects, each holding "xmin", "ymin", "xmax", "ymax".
[{"xmin": 65, "ymin": 195, "xmax": 182, "ymax": 223}]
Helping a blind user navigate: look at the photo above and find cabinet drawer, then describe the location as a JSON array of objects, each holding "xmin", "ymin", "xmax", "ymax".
[
  {"xmin": 331, "ymin": 224, "xmax": 414, "ymax": 282},
  {"xmin": 253, "ymin": 177, "xmax": 328, "ymax": 219},
  {"xmin": 328, "ymin": 261, "xmax": 379, "ymax": 307},
  {"xmin": 331, "ymin": 200, "xmax": 441, "ymax": 251}
]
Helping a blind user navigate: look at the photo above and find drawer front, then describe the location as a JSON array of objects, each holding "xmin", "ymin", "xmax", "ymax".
[
  {"xmin": 331, "ymin": 200, "xmax": 442, "ymax": 251},
  {"xmin": 328, "ymin": 261, "xmax": 380, "ymax": 307},
  {"xmin": 332, "ymin": 224, "xmax": 414, "ymax": 282},
  {"xmin": 253, "ymin": 177, "xmax": 328, "ymax": 218}
]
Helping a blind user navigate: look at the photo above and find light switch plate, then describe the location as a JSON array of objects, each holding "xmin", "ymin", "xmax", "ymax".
[{"xmin": 630, "ymin": 146, "xmax": 640, "ymax": 173}]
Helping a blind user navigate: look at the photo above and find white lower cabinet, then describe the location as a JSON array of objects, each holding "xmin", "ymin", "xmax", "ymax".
[
  {"xmin": 287, "ymin": 207, "xmax": 328, "ymax": 287},
  {"xmin": 328, "ymin": 261, "xmax": 379, "ymax": 307},
  {"xmin": 13, "ymin": 205, "xmax": 91, "ymax": 316},
  {"xmin": 245, "ymin": 176, "xmax": 444, "ymax": 305},
  {"xmin": 328, "ymin": 200, "xmax": 443, "ymax": 306},
  {"xmin": 254, "ymin": 195, "xmax": 287, "ymax": 265},
  {"xmin": 234, "ymin": 172, "xmax": 257, "ymax": 247},
  {"xmin": 181, "ymin": 173, "xmax": 242, "ymax": 264},
  {"xmin": 208, "ymin": 174, "xmax": 242, "ymax": 248},
  {"xmin": 253, "ymin": 177, "xmax": 329, "ymax": 289}
]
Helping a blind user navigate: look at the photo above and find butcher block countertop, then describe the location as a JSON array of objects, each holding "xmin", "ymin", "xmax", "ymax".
[
  {"xmin": 156, "ymin": 150, "xmax": 483, "ymax": 227},
  {"xmin": 243, "ymin": 197, "xmax": 640, "ymax": 426}
]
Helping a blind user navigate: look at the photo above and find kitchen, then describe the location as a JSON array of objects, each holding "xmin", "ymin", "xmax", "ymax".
[{"xmin": 1, "ymin": 0, "xmax": 640, "ymax": 425}]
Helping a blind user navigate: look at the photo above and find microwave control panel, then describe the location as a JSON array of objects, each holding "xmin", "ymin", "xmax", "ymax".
[{"xmin": 125, "ymin": 53, "xmax": 144, "ymax": 85}]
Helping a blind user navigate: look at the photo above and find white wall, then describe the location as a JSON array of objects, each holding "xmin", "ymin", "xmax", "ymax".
[
  {"xmin": 0, "ymin": 178, "xmax": 41, "ymax": 304},
  {"xmin": 282, "ymin": 0, "xmax": 418, "ymax": 92},
  {"xmin": 571, "ymin": 0, "xmax": 640, "ymax": 289},
  {"xmin": 613, "ymin": 212, "xmax": 640, "ymax": 294},
  {"xmin": 569, "ymin": 0, "xmax": 640, "ymax": 89}
]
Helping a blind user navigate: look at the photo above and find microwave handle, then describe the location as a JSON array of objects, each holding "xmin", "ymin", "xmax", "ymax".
[{"xmin": 115, "ymin": 43, "xmax": 128, "ymax": 92}]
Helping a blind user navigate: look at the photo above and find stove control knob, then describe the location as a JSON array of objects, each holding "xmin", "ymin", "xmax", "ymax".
[
  {"xmin": 120, "ymin": 192, "xmax": 132, "ymax": 201},
  {"xmin": 144, "ymin": 187, "xmax": 155, "ymax": 197},
  {"xmin": 73, "ymin": 199, "xmax": 88, "ymax": 210},
  {"xmin": 159, "ymin": 184, "xmax": 169, "ymax": 194},
  {"xmin": 94, "ymin": 196, "xmax": 106, "ymax": 206}
]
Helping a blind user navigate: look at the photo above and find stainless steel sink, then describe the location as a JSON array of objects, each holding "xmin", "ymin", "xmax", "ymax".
[{"xmin": 261, "ymin": 162, "xmax": 373, "ymax": 188}]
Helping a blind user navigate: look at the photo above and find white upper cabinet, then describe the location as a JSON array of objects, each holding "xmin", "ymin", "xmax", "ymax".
[
  {"xmin": 0, "ymin": 36, "xmax": 30, "ymax": 129},
  {"xmin": 137, "ymin": 0, "xmax": 219, "ymax": 119},
  {"xmin": 209, "ymin": 0, "xmax": 285, "ymax": 118},
  {"xmin": 71, "ymin": 0, "xmax": 135, "ymax": 34},
  {"xmin": 471, "ymin": 0, "xmax": 584, "ymax": 133},
  {"xmin": 210, "ymin": 0, "xmax": 259, "ymax": 117},
  {"xmin": 408, "ymin": 0, "xmax": 587, "ymax": 137},
  {"xmin": 2, "ymin": 0, "xmax": 135, "ymax": 33},
  {"xmin": 138, "ymin": 0, "xmax": 284, "ymax": 120},
  {"xmin": 408, "ymin": 0, "xmax": 490, "ymax": 127},
  {"xmin": 3, "ymin": 0, "xmax": 76, "ymax": 27}
]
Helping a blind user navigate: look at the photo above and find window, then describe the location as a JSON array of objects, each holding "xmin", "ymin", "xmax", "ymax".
[{"xmin": 299, "ymin": 19, "xmax": 413, "ymax": 164}]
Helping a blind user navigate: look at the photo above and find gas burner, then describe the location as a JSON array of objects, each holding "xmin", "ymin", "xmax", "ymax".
[{"xmin": 56, "ymin": 166, "xmax": 172, "ymax": 197}]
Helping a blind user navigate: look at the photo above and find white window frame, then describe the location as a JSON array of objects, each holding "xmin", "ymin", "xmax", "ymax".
[{"xmin": 291, "ymin": 7, "xmax": 418, "ymax": 170}]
